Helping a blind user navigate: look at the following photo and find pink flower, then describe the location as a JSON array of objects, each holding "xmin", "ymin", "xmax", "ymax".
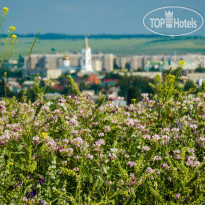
[
  {"xmin": 98, "ymin": 132, "xmax": 104, "ymax": 137},
  {"xmin": 95, "ymin": 139, "xmax": 105, "ymax": 146},
  {"xmin": 143, "ymin": 135, "xmax": 151, "ymax": 140},
  {"xmin": 162, "ymin": 135, "xmax": 170, "ymax": 144},
  {"xmin": 153, "ymin": 156, "xmax": 162, "ymax": 161},
  {"xmin": 87, "ymin": 154, "xmax": 94, "ymax": 159},
  {"xmin": 73, "ymin": 167, "xmax": 79, "ymax": 171},
  {"xmin": 194, "ymin": 161, "xmax": 200, "ymax": 167},
  {"xmin": 142, "ymin": 146, "xmax": 150, "ymax": 151},
  {"xmin": 188, "ymin": 156, "xmax": 195, "ymax": 161},
  {"xmin": 167, "ymin": 176, "xmax": 172, "ymax": 181},
  {"xmin": 59, "ymin": 147, "xmax": 66, "ymax": 153},
  {"xmin": 172, "ymin": 128, "xmax": 179, "ymax": 132},
  {"xmin": 199, "ymin": 137, "xmax": 205, "ymax": 146},
  {"xmin": 173, "ymin": 150, "xmax": 180, "ymax": 155},
  {"xmin": 110, "ymin": 148, "xmax": 118, "ymax": 153},
  {"xmin": 163, "ymin": 128, "xmax": 170, "ymax": 133},
  {"xmin": 141, "ymin": 93, "xmax": 148, "ymax": 98},
  {"xmin": 193, "ymin": 98, "xmax": 200, "ymax": 102},
  {"xmin": 175, "ymin": 193, "xmax": 181, "ymax": 199},
  {"xmin": 103, "ymin": 125, "xmax": 111, "ymax": 132},
  {"xmin": 47, "ymin": 139, "xmax": 56, "ymax": 147},
  {"xmin": 186, "ymin": 160, "xmax": 194, "ymax": 166},
  {"xmin": 33, "ymin": 136, "xmax": 39, "ymax": 142},
  {"xmin": 160, "ymin": 163, "xmax": 169, "ymax": 170},
  {"xmin": 58, "ymin": 98, "xmax": 66, "ymax": 103},
  {"xmin": 75, "ymin": 155, "xmax": 80, "ymax": 160},
  {"xmin": 42, "ymin": 105, "xmax": 49, "ymax": 112},
  {"xmin": 135, "ymin": 124, "xmax": 145, "ymax": 130},
  {"xmin": 146, "ymin": 167, "xmax": 154, "ymax": 174},
  {"xmin": 189, "ymin": 124, "xmax": 197, "ymax": 130},
  {"xmin": 152, "ymin": 135, "xmax": 160, "ymax": 142},
  {"xmin": 175, "ymin": 155, "xmax": 181, "ymax": 159},
  {"xmin": 126, "ymin": 118, "xmax": 134, "ymax": 126},
  {"xmin": 73, "ymin": 137, "xmax": 83, "ymax": 147},
  {"xmin": 127, "ymin": 161, "xmax": 136, "ymax": 167},
  {"xmin": 188, "ymin": 148, "xmax": 195, "ymax": 154},
  {"xmin": 62, "ymin": 139, "xmax": 69, "ymax": 144},
  {"xmin": 108, "ymin": 153, "xmax": 117, "ymax": 160},
  {"xmin": 67, "ymin": 148, "xmax": 73, "ymax": 157},
  {"xmin": 69, "ymin": 118, "xmax": 78, "ymax": 126},
  {"xmin": 125, "ymin": 154, "xmax": 129, "ymax": 158}
]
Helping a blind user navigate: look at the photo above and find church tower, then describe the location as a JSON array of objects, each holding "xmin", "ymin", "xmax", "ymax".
[
  {"xmin": 80, "ymin": 37, "xmax": 93, "ymax": 72},
  {"xmin": 62, "ymin": 51, "xmax": 70, "ymax": 67}
]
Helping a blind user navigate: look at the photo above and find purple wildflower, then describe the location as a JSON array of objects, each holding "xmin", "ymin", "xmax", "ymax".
[
  {"xmin": 39, "ymin": 200, "xmax": 47, "ymax": 204},
  {"xmin": 142, "ymin": 146, "xmax": 150, "ymax": 151},
  {"xmin": 126, "ymin": 118, "xmax": 135, "ymax": 126},
  {"xmin": 26, "ymin": 189, "xmax": 38, "ymax": 198},
  {"xmin": 175, "ymin": 193, "xmax": 181, "ymax": 199},
  {"xmin": 39, "ymin": 177, "xmax": 45, "ymax": 184},
  {"xmin": 153, "ymin": 156, "xmax": 162, "ymax": 161},
  {"xmin": 127, "ymin": 161, "xmax": 136, "ymax": 167}
]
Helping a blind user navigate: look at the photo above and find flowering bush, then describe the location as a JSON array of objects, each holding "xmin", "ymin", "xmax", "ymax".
[
  {"xmin": 0, "ymin": 63, "xmax": 205, "ymax": 204},
  {"xmin": 0, "ymin": 7, "xmax": 17, "ymax": 69}
]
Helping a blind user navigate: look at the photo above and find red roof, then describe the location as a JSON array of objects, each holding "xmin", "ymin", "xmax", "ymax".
[
  {"xmin": 103, "ymin": 79, "xmax": 118, "ymax": 83},
  {"xmin": 53, "ymin": 85, "xmax": 65, "ymax": 91},
  {"xmin": 88, "ymin": 75, "xmax": 101, "ymax": 84}
]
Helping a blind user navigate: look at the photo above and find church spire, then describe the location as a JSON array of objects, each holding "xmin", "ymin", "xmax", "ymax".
[{"xmin": 84, "ymin": 37, "xmax": 89, "ymax": 50}]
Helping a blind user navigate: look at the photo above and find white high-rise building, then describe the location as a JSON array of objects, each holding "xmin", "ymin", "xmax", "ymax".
[{"xmin": 80, "ymin": 37, "xmax": 93, "ymax": 72}]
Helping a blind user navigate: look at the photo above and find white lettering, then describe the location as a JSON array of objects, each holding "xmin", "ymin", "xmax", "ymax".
[
  {"xmin": 154, "ymin": 18, "xmax": 161, "ymax": 28},
  {"xmin": 192, "ymin": 18, "xmax": 197, "ymax": 28},
  {"xmin": 150, "ymin": 18, "xmax": 155, "ymax": 28},
  {"xmin": 174, "ymin": 18, "xmax": 180, "ymax": 28},
  {"xmin": 180, "ymin": 21, "xmax": 184, "ymax": 28},
  {"xmin": 187, "ymin": 20, "xmax": 192, "ymax": 28}
]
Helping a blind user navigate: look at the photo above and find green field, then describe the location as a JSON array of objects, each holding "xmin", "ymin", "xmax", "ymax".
[{"xmin": 11, "ymin": 37, "xmax": 205, "ymax": 59}]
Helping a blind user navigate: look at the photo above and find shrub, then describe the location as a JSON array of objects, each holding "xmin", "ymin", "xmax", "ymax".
[{"xmin": 0, "ymin": 62, "xmax": 205, "ymax": 204}]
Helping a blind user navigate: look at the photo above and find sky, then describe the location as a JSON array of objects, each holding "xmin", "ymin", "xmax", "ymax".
[{"xmin": 1, "ymin": 0, "xmax": 205, "ymax": 35}]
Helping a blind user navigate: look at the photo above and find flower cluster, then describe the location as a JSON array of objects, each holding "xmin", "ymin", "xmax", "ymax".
[{"xmin": 0, "ymin": 68, "xmax": 204, "ymax": 204}]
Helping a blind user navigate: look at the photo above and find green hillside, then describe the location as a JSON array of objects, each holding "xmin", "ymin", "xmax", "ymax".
[{"xmin": 11, "ymin": 37, "xmax": 205, "ymax": 59}]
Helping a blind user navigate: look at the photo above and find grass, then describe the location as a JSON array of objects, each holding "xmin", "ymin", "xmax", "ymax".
[{"xmin": 10, "ymin": 37, "xmax": 205, "ymax": 59}]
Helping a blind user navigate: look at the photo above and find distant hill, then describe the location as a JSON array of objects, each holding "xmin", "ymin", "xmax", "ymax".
[
  {"xmin": 3, "ymin": 34, "xmax": 205, "ymax": 60},
  {"xmin": 1, "ymin": 33, "xmax": 205, "ymax": 40}
]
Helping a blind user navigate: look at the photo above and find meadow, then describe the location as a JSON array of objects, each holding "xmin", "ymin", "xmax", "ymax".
[
  {"xmin": 10, "ymin": 36, "xmax": 205, "ymax": 59},
  {"xmin": 0, "ymin": 65, "xmax": 205, "ymax": 204}
]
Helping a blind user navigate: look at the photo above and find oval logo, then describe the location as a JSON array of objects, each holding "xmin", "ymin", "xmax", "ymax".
[{"xmin": 143, "ymin": 6, "xmax": 204, "ymax": 36}]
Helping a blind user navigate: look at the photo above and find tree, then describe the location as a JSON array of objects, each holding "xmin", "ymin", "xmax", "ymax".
[
  {"xmin": 127, "ymin": 86, "xmax": 140, "ymax": 104},
  {"xmin": 184, "ymin": 80, "xmax": 196, "ymax": 92},
  {"xmin": 18, "ymin": 55, "xmax": 24, "ymax": 68},
  {"xmin": 195, "ymin": 67, "xmax": 205, "ymax": 73},
  {"xmin": 125, "ymin": 62, "xmax": 131, "ymax": 71},
  {"xmin": 113, "ymin": 59, "xmax": 119, "ymax": 69},
  {"xmin": 51, "ymin": 48, "xmax": 56, "ymax": 53}
]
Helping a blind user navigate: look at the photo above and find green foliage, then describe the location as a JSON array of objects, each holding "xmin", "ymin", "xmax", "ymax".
[
  {"xmin": 195, "ymin": 67, "xmax": 205, "ymax": 73},
  {"xmin": 0, "ymin": 63, "xmax": 204, "ymax": 204},
  {"xmin": 118, "ymin": 74, "xmax": 153, "ymax": 103},
  {"xmin": 67, "ymin": 75, "xmax": 81, "ymax": 96}
]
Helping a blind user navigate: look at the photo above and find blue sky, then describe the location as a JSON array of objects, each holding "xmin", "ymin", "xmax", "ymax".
[{"xmin": 1, "ymin": 0, "xmax": 205, "ymax": 35}]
